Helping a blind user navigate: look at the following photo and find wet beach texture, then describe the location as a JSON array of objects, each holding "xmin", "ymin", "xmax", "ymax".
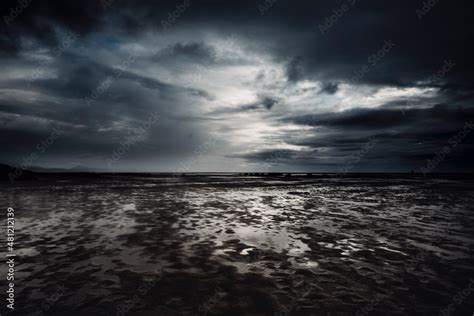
[{"xmin": 1, "ymin": 175, "xmax": 474, "ymax": 315}]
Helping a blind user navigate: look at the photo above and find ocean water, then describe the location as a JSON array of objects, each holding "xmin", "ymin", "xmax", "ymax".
[{"xmin": 1, "ymin": 175, "xmax": 474, "ymax": 315}]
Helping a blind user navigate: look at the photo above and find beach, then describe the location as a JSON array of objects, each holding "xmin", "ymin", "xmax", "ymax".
[{"xmin": 1, "ymin": 174, "xmax": 474, "ymax": 315}]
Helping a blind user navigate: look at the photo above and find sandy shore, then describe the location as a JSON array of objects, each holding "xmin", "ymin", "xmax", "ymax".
[{"xmin": 1, "ymin": 175, "xmax": 474, "ymax": 315}]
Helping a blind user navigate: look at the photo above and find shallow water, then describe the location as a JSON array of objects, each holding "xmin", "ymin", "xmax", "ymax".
[{"xmin": 1, "ymin": 175, "xmax": 474, "ymax": 315}]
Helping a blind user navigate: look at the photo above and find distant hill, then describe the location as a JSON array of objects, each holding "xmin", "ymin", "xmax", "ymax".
[
  {"xmin": 0, "ymin": 163, "xmax": 37, "ymax": 181},
  {"xmin": 0, "ymin": 162, "xmax": 108, "ymax": 182},
  {"xmin": 28, "ymin": 166, "xmax": 70, "ymax": 173},
  {"xmin": 30, "ymin": 164, "xmax": 102, "ymax": 173}
]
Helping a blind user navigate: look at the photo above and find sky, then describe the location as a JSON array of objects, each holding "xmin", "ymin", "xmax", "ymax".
[{"xmin": 0, "ymin": 0, "xmax": 473, "ymax": 172}]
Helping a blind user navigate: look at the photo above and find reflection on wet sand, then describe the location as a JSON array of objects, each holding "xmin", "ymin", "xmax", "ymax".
[{"xmin": 1, "ymin": 175, "xmax": 474, "ymax": 315}]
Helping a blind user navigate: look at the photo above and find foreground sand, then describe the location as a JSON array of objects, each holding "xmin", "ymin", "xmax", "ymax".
[{"xmin": 1, "ymin": 175, "xmax": 474, "ymax": 315}]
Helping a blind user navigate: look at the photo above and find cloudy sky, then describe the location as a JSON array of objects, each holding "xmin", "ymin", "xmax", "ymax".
[{"xmin": 1, "ymin": 0, "xmax": 473, "ymax": 172}]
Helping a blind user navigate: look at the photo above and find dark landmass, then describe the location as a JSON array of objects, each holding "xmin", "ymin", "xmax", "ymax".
[
  {"xmin": 0, "ymin": 163, "xmax": 37, "ymax": 181},
  {"xmin": 1, "ymin": 163, "xmax": 474, "ymax": 182}
]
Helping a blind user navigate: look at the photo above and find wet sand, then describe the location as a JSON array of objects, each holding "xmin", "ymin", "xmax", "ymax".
[{"xmin": 1, "ymin": 175, "xmax": 474, "ymax": 315}]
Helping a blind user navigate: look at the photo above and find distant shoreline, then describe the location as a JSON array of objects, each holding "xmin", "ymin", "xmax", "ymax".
[{"xmin": 2, "ymin": 170, "xmax": 474, "ymax": 183}]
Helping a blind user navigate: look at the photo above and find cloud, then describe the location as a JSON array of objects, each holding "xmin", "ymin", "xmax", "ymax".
[
  {"xmin": 286, "ymin": 104, "xmax": 473, "ymax": 131},
  {"xmin": 0, "ymin": 0, "xmax": 473, "ymax": 171},
  {"xmin": 211, "ymin": 95, "xmax": 279, "ymax": 115},
  {"xmin": 286, "ymin": 56, "xmax": 304, "ymax": 82},
  {"xmin": 153, "ymin": 41, "xmax": 216, "ymax": 64},
  {"xmin": 319, "ymin": 82, "xmax": 339, "ymax": 95}
]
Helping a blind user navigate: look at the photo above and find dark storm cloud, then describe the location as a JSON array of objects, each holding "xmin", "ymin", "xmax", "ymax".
[
  {"xmin": 287, "ymin": 105, "xmax": 474, "ymax": 131},
  {"xmin": 153, "ymin": 42, "xmax": 216, "ymax": 64},
  {"xmin": 1, "ymin": 0, "xmax": 104, "ymax": 54},
  {"xmin": 319, "ymin": 82, "xmax": 339, "ymax": 95},
  {"xmin": 211, "ymin": 95, "xmax": 279, "ymax": 115},
  {"xmin": 266, "ymin": 1, "xmax": 473, "ymax": 93},
  {"xmin": 231, "ymin": 149, "xmax": 295, "ymax": 161},
  {"xmin": 1, "ymin": 0, "xmax": 473, "ymax": 171},
  {"xmin": 0, "ymin": 102, "xmax": 215, "ymax": 170},
  {"xmin": 0, "ymin": 51, "xmax": 209, "ymax": 128},
  {"xmin": 275, "ymin": 104, "xmax": 474, "ymax": 171},
  {"xmin": 0, "ymin": 49, "xmax": 213, "ymax": 169},
  {"xmin": 286, "ymin": 56, "xmax": 304, "ymax": 82},
  {"xmin": 2, "ymin": 0, "xmax": 473, "ymax": 90}
]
